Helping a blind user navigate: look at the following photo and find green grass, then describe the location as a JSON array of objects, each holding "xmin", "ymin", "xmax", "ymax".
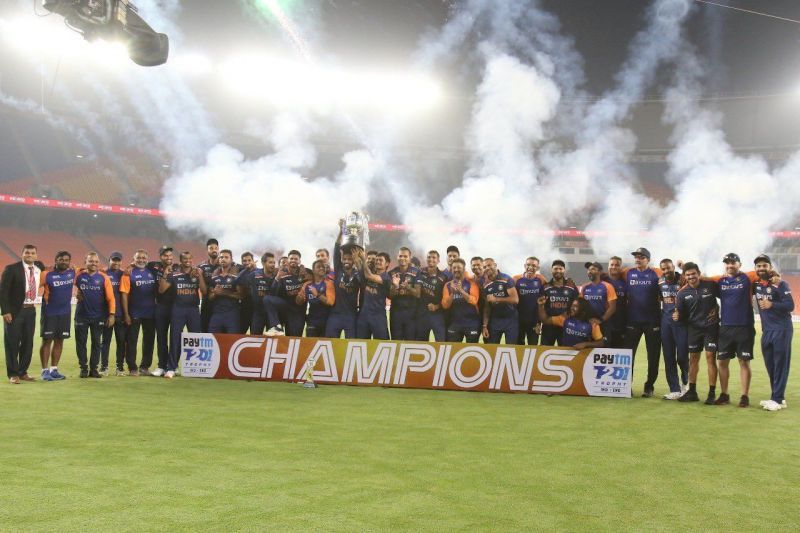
[{"xmin": 1, "ymin": 314, "xmax": 799, "ymax": 531}]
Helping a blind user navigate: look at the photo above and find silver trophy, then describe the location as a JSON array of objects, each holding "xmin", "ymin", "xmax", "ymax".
[{"xmin": 341, "ymin": 211, "xmax": 370, "ymax": 249}]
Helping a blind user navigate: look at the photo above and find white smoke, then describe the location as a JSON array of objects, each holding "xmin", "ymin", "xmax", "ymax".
[
  {"xmin": 606, "ymin": 45, "xmax": 782, "ymax": 272},
  {"xmin": 161, "ymin": 109, "xmax": 383, "ymax": 256},
  {"xmin": 401, "ymin": 0, "xmax": 691, "ymax": 273}
]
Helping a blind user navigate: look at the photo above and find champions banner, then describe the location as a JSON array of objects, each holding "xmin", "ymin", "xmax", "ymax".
[{"xmin": 180, "ymin": 333, "xmax": 633, "ymax": 398}]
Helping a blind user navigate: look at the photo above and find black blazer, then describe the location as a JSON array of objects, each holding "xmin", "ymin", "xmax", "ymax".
[{"xmin": 0, "ymin": 261, "xmax": 47, "ymax": 318}]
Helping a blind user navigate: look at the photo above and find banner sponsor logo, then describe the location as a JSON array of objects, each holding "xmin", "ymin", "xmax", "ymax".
[
  {"xmin": 182, "ymin": 334, "xmax": 632, "ymax": 398},
  {"xmin": 180, "ymin": 333, "xmax": 220, "ymax": 378}
]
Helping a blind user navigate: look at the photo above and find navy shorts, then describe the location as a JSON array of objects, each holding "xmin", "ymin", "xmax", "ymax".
[
  {"xmin": 41, "ymin": 313, "xmax": 71, "ymax": 340},
  {"xmin": 717, "ymin": 325, "xmax": 755, "ymax": 361},
  {"xmin": 687, "ymin": 325, "xmax": 718, "ymax": 353}
]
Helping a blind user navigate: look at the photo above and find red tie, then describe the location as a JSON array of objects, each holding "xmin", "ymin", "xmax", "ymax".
[{"xmin": 27, "ymin": 266, "xmax": 35, "ymax": 301}]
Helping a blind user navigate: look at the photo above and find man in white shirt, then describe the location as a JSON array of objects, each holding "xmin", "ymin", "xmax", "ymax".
[{"xmin": 1, "ymin": 244, "xmax": 46, "ymax": 383}]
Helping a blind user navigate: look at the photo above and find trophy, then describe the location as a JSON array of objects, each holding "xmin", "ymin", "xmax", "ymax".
[
  {"xmin": 341, "ymin": 211, "xmax": 370, "ymax": 249},
  {"xmin": 301, "ymin": 353, "xmax": 319, "ymax": 389}
]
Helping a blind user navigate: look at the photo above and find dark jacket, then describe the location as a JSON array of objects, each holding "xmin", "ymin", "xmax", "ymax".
[{"xmin": 0, "ymin": 261, "xmax": 47, "ymax": 319}]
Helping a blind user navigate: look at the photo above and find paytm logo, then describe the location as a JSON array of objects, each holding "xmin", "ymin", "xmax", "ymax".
[
  {"xmin": 180, "ymin": 333, "xmax": 220, "ymax": 378},
  {"xmin": 582, "ymin": 349, "xmax": 633, "ymax": 398}
]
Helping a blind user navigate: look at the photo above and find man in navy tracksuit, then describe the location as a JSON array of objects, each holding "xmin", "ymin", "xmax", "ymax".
[
  {"xmin": 208, "ymin": 250, "xmax": 242, "ymax": 334},
  {"xmin": 415, "ymin": 250, "xmax": 447, "ymax": 342},
  {"xmin": 753, "ymin": 254, "xmax": 794, "ymax": 412},
  {"xmin": 147, "ymin": 246, "xmax": 178, "ymax": 377},
  {"xmin": 160, "ymin": 251, "xmax": 206, "ymax": 378},
  {"xmin": 481, "ymin": 258, "xmax": 519, "ymax": 345},
  {"xmin": 388, "ymin": 247, "xmax": 420, "ymax": 340},
  {"xmin": 237, "ymin": 252, "xmax": 277, "ymax": 335},
  {"xmin": 357, "ymin": 252, "xmax": 391, "ymax": 340},
  {"xmin": 658, "ymin": 258, "xmax": 689, "ymax": 400},
  {"xmin": 264, "ymin": 250, "xmax": 308, "ymax": 337},
  {"xmin": 326, "ymin": 239, "xmax": 360, "ymax": 339},
  {"xmin": 100, "ymin": 251, "xmax": 127, "ymax": 376}
]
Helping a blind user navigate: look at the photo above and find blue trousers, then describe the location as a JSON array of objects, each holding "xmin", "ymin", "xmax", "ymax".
[
  {"xmin": 661, "ymin": 313, "xmax": 689, "ymax": 393},
  {"xmin": 325, "ymin": 314, "xmax": 356, "ymax": 339},
  {"xmin": 251, "ymin": 311, "xmax": 267, "ymax": 335},
  {"xmin": 488, "ymin": 318, "xmax": 518, "ymax": 345},
  {"xmin": 170, "ymin": 306, "xmax": 201, "ymax": 371},
  {"xmin": 390, "ymin": 307, "xmax": 416, "ymax": 341},
  {"xmin": 154, "ymin": 303, "xmax": 172, "ymax": 370},
  {"xmin": 75, "ymin": 317, "xmax": 104, "ymax": 371},
  {"xmin": 517, "ymin": 319, "xmax": 539, "ymax": 345},
  {"xmin": 101, "ymin": 320, "xmax": 129, "ymax": 370},
  {"xmin": 415, "ymin": 311, "xmax": 446, "ymax": 342},
  {"xmin": 263, "ymin": 296, "xmax": 305, "ymax": 336},
  {"xmin": 209, "ymin": 309, "xmax": 240, "ymax": 334},
  {"xmin": 762, "ymin": 329, "xmax": 793, "ymax": 403},
  {"xmin": 356, "ymin": 312, "xmax": 390, "ymax": 340}
]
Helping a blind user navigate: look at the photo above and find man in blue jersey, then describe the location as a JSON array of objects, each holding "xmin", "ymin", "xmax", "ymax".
[
  {"xmin": 674, "ymin": 263, "xmax": 720, "ymax": 404},
  {"xmin": 326, "ymin": 238, "xmax": 361, "ymax": 339},
  {"xmin": 481, "ymin": 258, "xmax": 519, "ymax": 344},
  {"xmin": 658, "ymin": 259, "xmax": 689, "ymax": 400},
  {"xmin": 38, "ymin": 251, "xmax": 74, "ymax": 381},
  {"xmin": 623, "ymin": 248, "xmax": 664, "ymax": 398},
  {"xmin": 388, "ymin": 247, "xmax": 420, "ymax": 340},
  {"xmin": 580, "ymin": 262, "xmax": 617, "ymax": 342},
  {"xmin": 541, "ymin": 260, "xmax": 578, "ymax": 346},
  {"xmin": 515, "ymin": 257, "xmax": 545, "ymax": 345},
  {"xmin": 264, "ymin": 250, "xmax": 308, "ymax": 337},
  {"xmin": 74, "ymin": 252, "xmax": 116, "ymax": 378},
  {"xmin": 298, "ymin": 260, "xmax": 336, "ymax": 337},
  {"xmin": 415, "ymin": 250, "xmax": 447, "ymax": 342},
  {"xmin": 198, "ymin": 238, "xmax": 220, "ymax": 333},
  {"xmin": 442, "ymin": 259, "xmax": 482, "ymax": 343},
  {"xmin": 603, "ymin": 256, "xmax": 627, "ymax": 349},
  {"xmin": 160, "ymin": 251, "xmax": 206, "ymax": 378},
  {"xmin": 753, "ymin": 255, "xmax": 793, "ymax": 411},
  {"xmin": 237, "ymin": 252, "xmax": 256, "ymax": 334},
  {"xmin": 100, "ymin": 251, "xmax": 129, "ymax": 376},
  {"xmin": 538, "ymin": 296, "xmax": 605, "ymax": 348},
  {"xmin": 704, "ymin": 253, "xmax": 760, "ymax": 407},
  {"xmin": 208, "ymin": 249, "xmax": 242, "ymax": 334},
  {"xmin": 358, "ymin": 252, "xmax": 391, "ymax": 340},
  {"xmin": 120, "ymin": 249, "xmax": 157, "ymax": 376},
  {"xmin": 238, "ymin": 252, "xmax": 277, "ymax": 335},
  {"xmin": 147, "ymin": 246, "xmax": 178, "ymax": 377}
]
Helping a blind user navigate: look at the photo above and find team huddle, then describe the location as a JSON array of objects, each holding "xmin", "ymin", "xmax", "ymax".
[{"xmin": 1, "ymin": 236, "xmax": 793, "ymax": 411}]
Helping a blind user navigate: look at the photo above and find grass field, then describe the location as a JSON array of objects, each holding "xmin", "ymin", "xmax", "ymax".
[{"xmin": 1, "ymin": 315, "xmax": 798, "ymax": 531}]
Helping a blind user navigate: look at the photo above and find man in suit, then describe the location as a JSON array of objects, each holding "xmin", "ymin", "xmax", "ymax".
[{"xmin": 1, "ymin": 244, "xmax": 47, "ymax": 384}]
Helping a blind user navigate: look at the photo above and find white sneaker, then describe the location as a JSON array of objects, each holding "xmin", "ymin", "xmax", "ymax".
[
  {"xmin": 266, "ymin": 325, "xmax": 285, "ymax": 337},
  {"xmin": 681, "ymin": 383, "xmax": 689, "ymax": 394},
  {"xmin": 781, "ymin": 400, "xmax": 787, "ymax": 409},
  {"xmin": 165, "ymin": 370, "xmax": 175, "ymax": 379},
  {"xmin": 151, "ymin": 368, "xmax": 165, "ymax": 377},
  {"xmin": 759, "ymin": 400, "xmax": 771, "ymax": 407},
  {"xmin": 663, "ymin": 392, "xmax": 682, "ymax": 400},
  {"xmin": 763, "ymin": 400, "xmax": 782, "ymax": 412}
]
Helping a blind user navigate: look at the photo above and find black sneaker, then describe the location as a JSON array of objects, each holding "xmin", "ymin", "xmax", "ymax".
[
  {"xmin": 704, "ymin": 392, "xmax": 716, "ymax": 405},
  {"xmin": 79, "ymin": 368, "xmax": 89, "ymax": 378},
  {"xmin": 88, "ymin": 369, "xmax": 102, "ymax": 378},
  {"xmin": 678, "ymin": 390, "xmax": 699, "ymax": 402},
  {"xmin": 738, "ymin": 395, "xmax": 749, "ymax": 408},
  {"xmin": 641, "ymin": 388, "xmax": 654, "ymax": 398},
  {"xmin": 713, "ymin": 393, "xmax": 730, "ymax": 405}
]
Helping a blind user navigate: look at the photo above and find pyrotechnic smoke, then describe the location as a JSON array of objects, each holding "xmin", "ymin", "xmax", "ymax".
[
  {"xmin": 161, "ymin": 110, "xmax": 382, "ymax": 256},
  {"xmin": 401, "ymin": 0, "xmax": 691, "ymax": 272}
]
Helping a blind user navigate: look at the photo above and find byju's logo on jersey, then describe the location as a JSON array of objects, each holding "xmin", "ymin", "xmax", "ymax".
[
  {"xmin": 582, "ymin": 349, "xmax": 633, "ymax": 398},
  {"xmin": 180, "ymin": 333, "xmax": 220, "ymax": 378}
]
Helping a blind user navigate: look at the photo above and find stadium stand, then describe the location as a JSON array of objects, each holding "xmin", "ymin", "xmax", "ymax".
[{"xmin": 0, "ymin": 227, "xmax": 93, "ymax": 265}]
